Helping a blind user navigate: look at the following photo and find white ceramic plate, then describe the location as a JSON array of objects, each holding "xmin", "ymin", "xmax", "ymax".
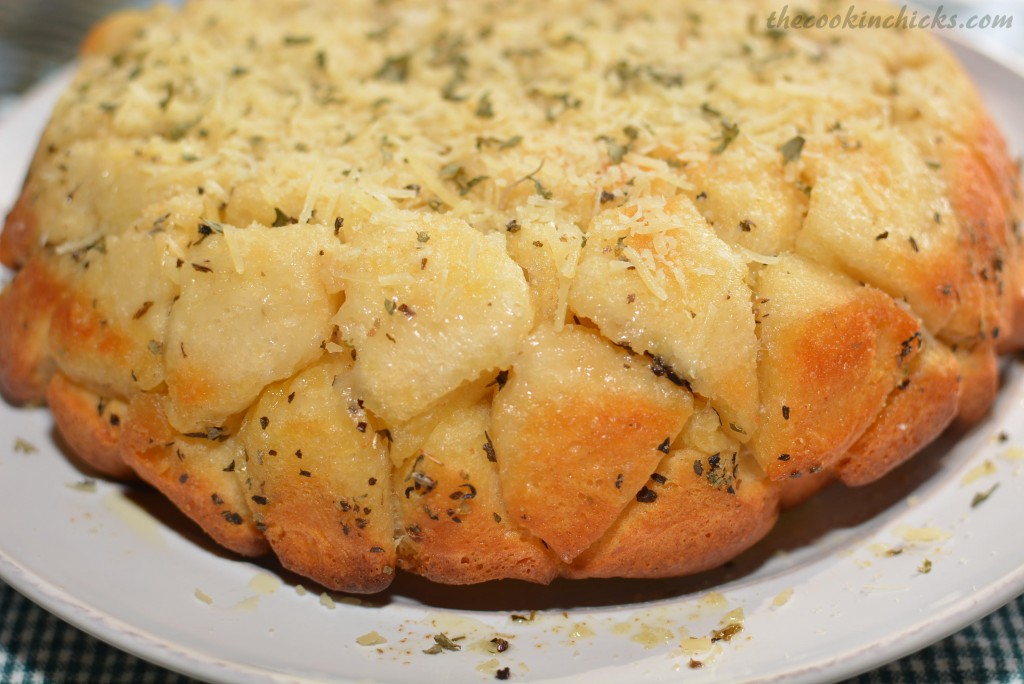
[{"xmin": 2, "ymin": 39, "xmax": 1024, "ymax": 684}]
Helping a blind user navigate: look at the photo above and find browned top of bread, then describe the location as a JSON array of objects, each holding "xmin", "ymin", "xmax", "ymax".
[{"xmin": 1, "ymin": 0, "xmax": 1021, "ymax": 592}]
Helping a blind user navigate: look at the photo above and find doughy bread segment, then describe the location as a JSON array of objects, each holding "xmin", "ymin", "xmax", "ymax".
[
  {"xmin": 332, "ymin": 212, "xmax": 534, "ymax": 423},
  {"xmin": 165, "ymin": 225, "xmax": 343, "ymax": 432},
  {"xmin": 491, "ymin": 325, "xmax": 693, "ymax": 562},
  {"xmin": 47, "ymin": 373, "xmax": 132, "ymax": 480},
  {"xmin": 836, "ymin": 333, "xmax": 960, "ymax": 486},
  {"xmin": 239, "ymin": 359, "xmax": 394, "ymax": 593},
  {"xmin": 567, "ymin": 448, "xmax": 779, "ymax": 579},
  {"xmin": 121, "ymin": 393, "xmax": 269, "ymax": 557},
  {"xmin": 395, "ymin": 402, "xmax": 560, "ymax": 584},
  {"xmin": 1, "ymin": 0, "xmax": 1022, "ymax": 590},
  {"xmin": 752, "ymin": 255, "xmax": 925, "ymax": 481},
  {"xmin": 570, "ymin": 196, "xmax": 759, "ymax": 436},
  {"xmin": 0, "ymin": 260, "xmax": 61, "ymax": 403},
  {"xmin": 797, "ymin": 131, "xmax": 962, "ymax": 334}
]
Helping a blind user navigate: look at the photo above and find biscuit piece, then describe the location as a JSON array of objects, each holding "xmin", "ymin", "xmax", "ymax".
[
  {"xmin": 491, "ymin": 325, "xmax": 693, "ymax": 562},
  {"xmin": 46, "ymin": 373, "xmax": 132, "ymax": 479},
  {"xmin": 395, "ymin": 402, "xmax": 560, "ymax": 584},
  {"xmin": 238, "ymin": 358, "xmax": 395, "ymax": 593},
  {"xmin": 570, "ymin": 196, "xmax": 759, "ymax": 436},
  {"xmin": 0, "ymin": 259, "xmax": 60, "ymax": 403},
  {"xmin": 120, "ymin": 393, "xmax": 269, "ymax": 557},
  {"xmin": 568, "ymin": 449, "xmax": 778, "ymax": 578},
  {"xmin": 752, "ymin": 254, "xmax": 925, "ymax": 481},
  {"xmin": 836, "ymin": 333, "xmax": 960, "ymax": 486},
  {"xmin": 164, "ymin": 225, "xmax": 343, "ymax": 433}
]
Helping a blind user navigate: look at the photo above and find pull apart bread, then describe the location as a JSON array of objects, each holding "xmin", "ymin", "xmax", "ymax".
[{"xmin": 1, "ymin": 0, "xmax": 1022, "ymax": 593}]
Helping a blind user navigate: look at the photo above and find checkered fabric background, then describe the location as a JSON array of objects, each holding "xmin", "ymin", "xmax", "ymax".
[{"xmin": 1, "ymin": 578, "xmax": 1022, "ymax": 683}]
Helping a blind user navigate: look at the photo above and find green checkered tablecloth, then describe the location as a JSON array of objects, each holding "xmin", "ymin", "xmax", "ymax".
[{"xmin": 0, "ymin": 578, "xmax": 1022, "ymax": 683}]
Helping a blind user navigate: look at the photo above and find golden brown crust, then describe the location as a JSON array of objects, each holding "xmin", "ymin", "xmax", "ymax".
[
  {"xmin": 395, "ymin": 403, "xmax": 560, "ymax": 585},
  {"xmin": 956, "ymin": 113, "xmax": 1024, "ymax": 353},
  {"xmin": 777, "ymin": 469, "xmax": 836, "ymax": 510},
  {"xmin": 941, "ymin": 111, "xmax": 1021, "ymax": 421},
  {"xmin": 835, "ymin": 335, "xmax": 959, "ymax": 486},
  {"xmin": 79, "ymin": 10, "xmax": 149, "ymax": 58},
  {"xmin": 491, "ymin": 325, "xmax": 693, "ymax": 563},
  {"xmin": 0, "ymin": 188, "xmax": 38, "ymax": 270},
  {"xmin": 566, "ymin": 449, "xmax": 779, "ymax": 579},
  {"xmin": 753, "ymin": 256, "xmax": 923, "ymax": 482},
  {"xmin": 236, "ymin": 359, "xmax": 396, "ymax": 594},
  {"xmin": 0, "ymin": 258, "xmax": 61, "ymax": 404},
  {"xmin": 46, "ymin": 372, "xmax": 133, "ymax": 479},
  {"xmin": 499, "ymin": 397, "xmax": 687, "ymax": 563},
  {"xmin": 48, "ymin": 290, "xmax": 137, "ymax": 397},
  {"xmin": 951, "ymin": 342, "xmax": 1000, "ymax": 426},
  {"xmin": 120, "ymin": 393, "xmax": 270, "ymax": 557}
]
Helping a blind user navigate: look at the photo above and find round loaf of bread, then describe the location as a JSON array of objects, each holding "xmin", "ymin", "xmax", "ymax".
[{"xmin": 1, "ymin": 0, "xmax": 1022, "ymax": 593}]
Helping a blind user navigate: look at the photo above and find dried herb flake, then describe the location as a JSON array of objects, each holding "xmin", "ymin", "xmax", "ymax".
[
  {"xmin": 971, "ymin": 483, "xmax": 999, "ymax": 508},
  {"xmin": 635, "ymin": 486, "xmax": 658, "ymax": 503},
  {"xmin": 711, "ymin": 120, "xmax": 739, "ymax": 154},
  {"xmin": 780, "ymin": 135, "xmax": 805, "ymax": 163}
]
